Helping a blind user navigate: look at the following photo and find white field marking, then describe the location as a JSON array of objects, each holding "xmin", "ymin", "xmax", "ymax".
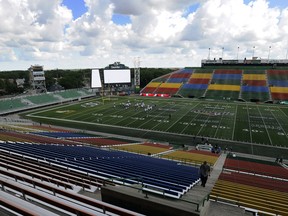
[
  {"xmin": 269, "ymin": 107, "xmax": 288, "ymax": 139},
  {"xmin": 256, "ymin": 106, "xmax": 272, "ymax": 145},
  {"xmin": 232, "ymin": 104, "xmax": 238, "ymax": 140},
  {"xmin": 147, "ymin": 102, "xmax": 180, "ymax": 131},
  {"xmin": 213, "ymin": 103, "xmax": 232, "ymax": 139},
  {"xmin": 166, "ymin": 101, "xmax": 201, "ymax": 133},
  {"xmin": 245, "ymin": 104, "xmax": 253, "ymax": 143},
  {"xmin": 196, "ymin": 102, "xmax": 221, "ymax": 137}
]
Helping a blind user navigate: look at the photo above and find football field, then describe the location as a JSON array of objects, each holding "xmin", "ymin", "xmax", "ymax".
[{"xmin": 25, "ymin": 96, "xmax": 288, "ymax": 148}]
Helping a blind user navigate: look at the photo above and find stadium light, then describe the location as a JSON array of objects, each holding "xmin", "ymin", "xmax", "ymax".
[
  {"xmin": 237, "ymin": 46, "xmax": 239, "ymax": 60},
  {"xmin": 268, "ymin": 46, "xmax": 271, "ymax": 61},
  {"xmin": 221, "ymin": 47, "xmax": 224, "ymax": 59},
  {"xmin": 208, "ymin": 48, "xmax": 211, "ymax": 60},
  {"xmin": 252, "ymin": 46, "xmax": 255, "ymax": 59}
]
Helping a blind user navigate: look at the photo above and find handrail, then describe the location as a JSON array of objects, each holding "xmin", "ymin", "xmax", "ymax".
[{"xmin": 103, "ymin": 176, "xmax": 210, "ymax": 212}]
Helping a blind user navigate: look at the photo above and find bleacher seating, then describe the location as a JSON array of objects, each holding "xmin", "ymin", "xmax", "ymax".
[
  {"xmin": 0, "ymin": 98, "xmax": 28, "ymax": 114},
  {"xmin": 69, "ymin": 137, "xmax": 133, "ymax": 147},
  {"xmin": 156, "ymin": 83, "xmax": 182, "ymax": 95},
  {"xmin": 166, "ymin": 69, "xmax": 193, "ymax": 83},
  {"xmin": 162, "ymin": 150, "xmax": 219, "ymax": 166},
  {"xmin": 32, "ymin": 131, "xmax": 94, "ymax": 138},
  {"xmin": 141, "ymin": 68, "xmax": 288, "ymax": 102},
  {"xmin": 0, "ymin": 142, "xmax": 200, "ymax": 199},
  {"xmin": 0, "ymin": 131, "xmax": 76, "ymax": 145},
  {"xmin": 153, "ymin": 74, "xmax": 171, "ymax": 83},
  {"xmin": 224, "ymin": 158, "xmax": 288, "ymax": 179},
  {"xmin": 55, "ymin": 89, "xmax": 85, "ymax": 99},
  {"xmin": 205, "ymin": 69, "xmax": 242, "ymax": 100},
  {"xmin": 141, "ymin": 68, "xmax": 194, "ymax": 97},
  {"xmin": 210, "ymin": 154, "xmax": 288, "ymax": 215},
  {"xmin": 267, "ymin": 70, "xmax": 288, "ymax": 100},
  {"xmin": 270, "ymin": 86, "xmax": 288, "ymax": 100},
  {"xmin": 240, "ymin": 72, "xmax": 270, "ymax": 101},
  {"xmin": 177, "ymin": 70, "xmax": 212, "ymax": 98},
  {"xmin": 140, "ymin": 82, "xmax": 161, "ymax": 94},
  {"xmin": 0, "ymin": 151, "xmax": 137, "ymax": 216},
  {"xmin": 0, "ymin": 88, "xmax": 94, "ymax": 115},
  {"xmin": 26, "ymin": 94, "xmax": 58, "ymax": 104},
  {"xmin": 206, "ymin": 84, "xmax": 240, "ymax": 100},
  {"xmin": 219, "ymin": 172, "xmax": 288, "ymax": 193},
  {"xmin": 113, "ymin": 143, "xmax": 171, "ymax": 155},
  {"xmin": 210, "ymin": 179, "xmax": 288, "ymax": 215}
]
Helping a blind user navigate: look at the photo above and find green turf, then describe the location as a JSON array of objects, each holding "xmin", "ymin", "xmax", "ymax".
[{"xmin": 23, "ymin": 96, "xmax": 288, "ymax": 158}]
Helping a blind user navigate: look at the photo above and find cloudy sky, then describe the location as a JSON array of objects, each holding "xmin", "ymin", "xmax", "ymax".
[{"xmin": 0, "ymin": 0, "xmax": 288, "ymax": 70}]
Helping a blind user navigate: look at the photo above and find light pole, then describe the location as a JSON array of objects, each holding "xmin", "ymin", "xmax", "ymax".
[
  {"xmin": 221, "ymin": 47, "xmax": 224, "ymax": 60},
  {"xmin": 208, "ymin": 48, "xmax": 211, "ymax": 60},
  {"xmin": 237, "ymin": 46, "xmax": 239, "ymax": 60},
  {"xmin": 268, "ymin": 46, "xmax": 271, "ymax": 61},
  {"xmin": 252, "ymin": 46, "xmax": 255, "ymax": 59}
]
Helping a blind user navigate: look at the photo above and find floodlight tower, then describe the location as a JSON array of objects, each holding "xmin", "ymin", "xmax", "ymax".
[
  {"xmin": 29, "ymin": 65, "xmax": 47, "ymax": 94},
  {"xmin": 134, "ymin": 57, "xmax": 141, "ymax": 93}
]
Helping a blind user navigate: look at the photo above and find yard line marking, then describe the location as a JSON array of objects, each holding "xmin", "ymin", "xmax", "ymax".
[
  {"xmin": 213, "ymin": 103, "xmax": 230, "ymax": 139},
  {"xmin": 26, "ymin": 110, "xmax": 288, "ymax": 150},
  {"xmin": 136, "ymin": 101, "xmax": 178, "ymax": 129},
  {"xmin": 270, "ymin": 107, "xmax": 288, "ymax": 139},
  {"xmin": 166, "ymin": 101, "xmax": 201, "ymax": 133},
  {"xmin": 256, "ymin": 106, "xmax": 272, "ymax": 145},
  {"xmin": 232, "ymin": 104, "xmax": 237, "ymax": 140},
  {"xmin": 246, "ymin": 104, "xmax": 253, "ymax": 144},
  {"xmin": 195, "ymin": 102, "xmax": 220, "ymax": 137}
]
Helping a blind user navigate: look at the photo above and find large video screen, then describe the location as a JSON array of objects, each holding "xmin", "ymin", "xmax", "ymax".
[
  {"xmin": 91, "ymin": 69, "xmax": 102, "ymax": 88},
  {"xmin": 104, "ymin": 69, "xmax": 131, "ymax": 84}
]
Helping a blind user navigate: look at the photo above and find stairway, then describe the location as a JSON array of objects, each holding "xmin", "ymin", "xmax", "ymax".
[{"xmin": 202, "ymin": 70, "xmax": 215, "ymax": 98}]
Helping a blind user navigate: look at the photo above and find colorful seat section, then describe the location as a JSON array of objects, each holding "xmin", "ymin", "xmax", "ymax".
[
  {"xmin": 141, "ymin": 68, "xmax": 193, "ymax": 97},
  {"xmin": 267, "ymin": 70, "xmax": 288, "ymax": 100},
  {"xmin": 162, "ymin": 150, "xmax": 219, "ymax": 166},
  {"xmin": 241, "ymin": 71, "xmax": 270, "ymax": 102},
  {"xmin": 205, "ymin": 69, "xmax": 242, "ymax": 100},
  {"xmin": 211, "ymin": 179, "xmax": 288, "ymax": 215},
  {"xmin": 141, "ymin": 68, "xmax": 288, "ymax": 102},
  {"xmin": 270, "ymin": 86, "xmax": 288, "ymax": 100},
  {"xmin": 177, "ymin": 70, "xmax": 213, "ymax": 98},
  {"xmin": 141, "ymin": 82, "xmax": 161, "ymax": 94},
  {"xmin": 211, "ymin": 155, "xmax": 288, "ymax": 215},
  {"xmin": 155, "ymin": 83, "xmax": 182, "ymax": 95},
  {"xmin": 206, "ymin": 84, "xmax": 240, "ymax": 100},
  {"xmin": 166, "ymin": 68, "xmax": 193, "ymax": 83},
  {"xmin": 112, "ymin": 143, "xmax": 171, "ymax": 155},
  {"xmin": 212, "ymin": 69, "xmax": 242, "ymax": 85}
]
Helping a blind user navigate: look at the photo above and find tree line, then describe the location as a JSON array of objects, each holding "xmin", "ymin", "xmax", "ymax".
[{"xmin": 0, "ymin": 67, "xmax": 174, "ymax": 96}]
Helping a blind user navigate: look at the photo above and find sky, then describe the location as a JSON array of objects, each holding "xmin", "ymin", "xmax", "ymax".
[{"xmin": 0, "ymin": 0, "xmax": 288, "ymax": 71}]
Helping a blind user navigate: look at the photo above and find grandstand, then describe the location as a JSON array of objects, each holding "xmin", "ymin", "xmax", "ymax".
[
  {"xmin": 141, "ymin": 60, "xmax": 288, "ymax": 103},
  {"xmin": 0, "ymin": 88, "xmax": 94, "ymax": 115},
  {"xmin": 1, "ymin": 59, "xmax": 288, "ymax": 216}
]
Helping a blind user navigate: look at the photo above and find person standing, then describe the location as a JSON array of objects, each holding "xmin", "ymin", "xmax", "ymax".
[{"xmin": 199, "ymin": 161, "xmax": 210, "ymax": 187}]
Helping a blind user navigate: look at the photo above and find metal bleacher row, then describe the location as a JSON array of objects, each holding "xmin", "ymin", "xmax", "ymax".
[
  {"xmin": 0, "ymin": 88, "xmax": 94, "ymax": 115},
  {"xmin": 0, "ymin": 148, "xmax": 142, "ymax": 216},
  {"xmin": 210, "ymin": 156, "xmax": 288, "ymax": 215},
  {"xmin": 141, "ymin": 68, "xmax": 288, "ymax": 102},
  {"xmin": 0, "ymin": 141, "xmax": 200, "ymax": 199}
]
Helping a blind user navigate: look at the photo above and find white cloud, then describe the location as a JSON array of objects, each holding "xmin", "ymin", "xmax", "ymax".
[{"xmin": 0, "ymin": 0, "xmax": 288, "ymax": 70}]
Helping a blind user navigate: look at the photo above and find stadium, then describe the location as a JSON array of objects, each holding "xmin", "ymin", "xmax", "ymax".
[{"xmin": 0, "ymin": 57, "xmax": 287, "ymax": 216}]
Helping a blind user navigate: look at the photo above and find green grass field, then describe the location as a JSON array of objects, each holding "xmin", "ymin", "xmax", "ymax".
[{"xmin": 24, "ymin": 96, "xmax": 288, "ymax": 149}]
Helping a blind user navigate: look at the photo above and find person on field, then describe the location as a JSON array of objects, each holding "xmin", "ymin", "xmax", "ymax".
[{"xmin": 199, "ymin": 161, "xmax": 210, "ymax": 187}]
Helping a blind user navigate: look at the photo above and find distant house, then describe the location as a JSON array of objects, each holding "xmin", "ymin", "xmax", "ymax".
[{"xmin": 16, "ymin": 78, "xmax": 25, "ymax": 87}]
